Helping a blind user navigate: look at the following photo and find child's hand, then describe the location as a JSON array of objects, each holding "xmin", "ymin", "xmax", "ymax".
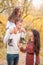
[
  {"xmin": 9, "ymin": 27, "xmax": 18, "ymax": 34},
  {"xmin": 14, "ymin": 27, "xmax": 18, "ymax": 34}
]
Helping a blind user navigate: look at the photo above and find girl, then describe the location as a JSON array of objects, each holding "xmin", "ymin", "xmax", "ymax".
[
  {"xmin": 19, "ymin": 29, "xmax": 40, "ymax": 65},
  {"xmin": 6, "ymin": 6, "xmax": 22, "ymax": 34}
]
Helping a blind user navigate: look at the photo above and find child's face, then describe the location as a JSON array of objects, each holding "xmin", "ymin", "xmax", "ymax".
[
  {"xmin": 28, "ymin": 31, "xmax": 34, "ymax": 41},
  {"xmin": 18, "ymin": 10, "xmax": 21, "ymax": 17},
  {"xmin": 16, "ymin": 21, "xmax": 22, "ymax": 29}
]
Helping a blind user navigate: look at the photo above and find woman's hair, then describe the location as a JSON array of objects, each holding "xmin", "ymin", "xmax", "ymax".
[
  {"xmin": 31, "ymin": 29, "xmax": 40, "ymax": 54},
  {"xmin": 8, "ymin": 7, "xmax": 21, "ymax": 21}
]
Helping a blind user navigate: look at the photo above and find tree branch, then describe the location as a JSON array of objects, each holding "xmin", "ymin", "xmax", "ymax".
[{"xmin": 0, "ymin": 6, "xmax": 14, "ymax": 13}]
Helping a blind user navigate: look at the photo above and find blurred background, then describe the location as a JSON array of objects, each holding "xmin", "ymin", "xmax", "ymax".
[{"xmin": 0, "ymin": 0, "xmax": 43, "ymax": 65}]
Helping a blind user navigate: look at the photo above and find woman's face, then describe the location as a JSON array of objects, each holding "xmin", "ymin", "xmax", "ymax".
[{"xmin": 29, "ymin": 31, "xmax": 34, "ymax": 41}]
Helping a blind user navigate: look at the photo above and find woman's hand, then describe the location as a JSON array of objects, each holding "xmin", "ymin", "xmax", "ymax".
[
  {"xmin": 18, "ymin": 43, "xmax": 26, "ymax": 53},
  {"xmin": 18, "ymin": 43, "xmax": 23, "ymax": 48}
]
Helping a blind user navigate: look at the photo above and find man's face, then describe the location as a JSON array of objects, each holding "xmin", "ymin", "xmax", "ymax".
[{"xmin": 16, "ymin": 21, "xmax": 22, "ymax": 29}]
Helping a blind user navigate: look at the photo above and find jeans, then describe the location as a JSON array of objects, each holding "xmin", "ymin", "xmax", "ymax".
[{"xmin": 7, "ymin": 54, "xmax": 19, "ymax": 65}]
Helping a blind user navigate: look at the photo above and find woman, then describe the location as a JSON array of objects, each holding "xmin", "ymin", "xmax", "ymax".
[
  {"xmin": 19, "ymin": 29, "xmax": 40, "ymax": 65},
  {"xmin": 4, "ymin": 7, "xmax": 22, "ymax": 65}
]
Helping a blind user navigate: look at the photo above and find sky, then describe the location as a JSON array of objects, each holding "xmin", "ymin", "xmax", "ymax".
[
  {"xmin": 32, "ymin": 0, "xmax": 43, "ymax": 9},
  {"xmin": 19, "ymin": 0, "xmax": 43, "ymax": 9}
]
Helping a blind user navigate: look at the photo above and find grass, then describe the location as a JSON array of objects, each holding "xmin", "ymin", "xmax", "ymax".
[{"xmin": 0, "ymin": 48, "xmax": 6, "ymax": 60}]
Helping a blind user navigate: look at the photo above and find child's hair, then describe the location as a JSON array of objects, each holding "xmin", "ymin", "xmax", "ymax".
[
  {"xmin": 31, "ymin": 29, "xmax": 40, "ymax": 54},
  {"xmin": 8, "ymin": 7, "xmax": 21, "ymax": 21}
]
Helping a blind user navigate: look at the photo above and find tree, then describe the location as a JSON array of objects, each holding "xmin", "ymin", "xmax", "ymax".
[{"xmin": 0, "ymin": 0, "xmax": 18, "ymax": 14}]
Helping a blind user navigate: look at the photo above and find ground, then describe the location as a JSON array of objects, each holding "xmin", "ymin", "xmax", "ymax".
[{"xmin": 0, "ymin": 52, "xmax": 43, "ymax": 65}]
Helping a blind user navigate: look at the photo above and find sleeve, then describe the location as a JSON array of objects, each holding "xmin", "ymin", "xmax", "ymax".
[{"xmin": 3, "ymin": 29, "xmax": 11, "ymax": 44}]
